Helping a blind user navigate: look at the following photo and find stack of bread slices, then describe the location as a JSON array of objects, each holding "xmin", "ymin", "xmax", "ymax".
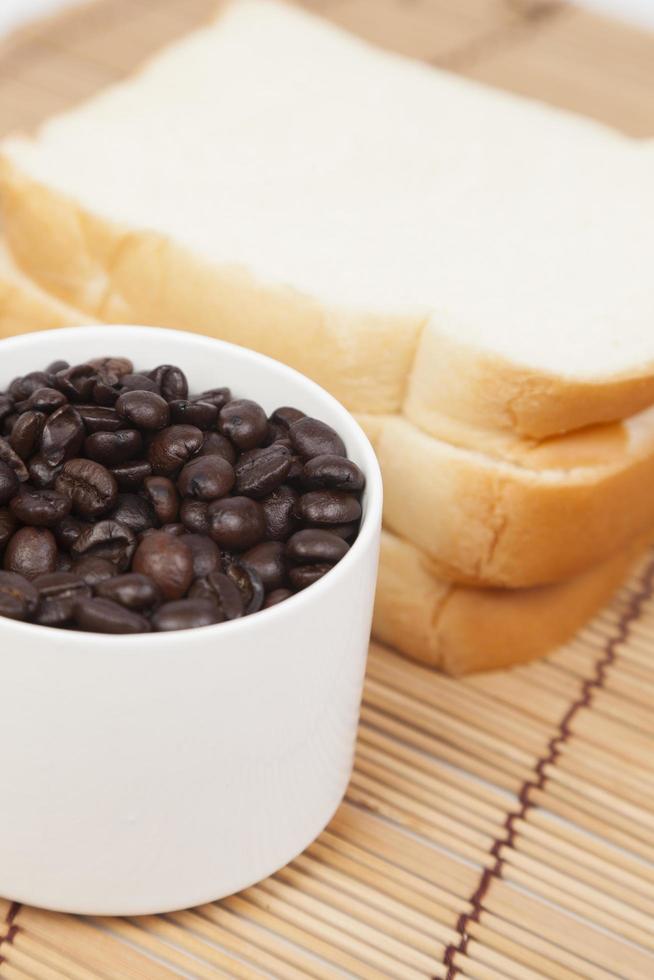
[{"xmin": 1, "ymin": 0, "xmax": 653, "ymax": 673}]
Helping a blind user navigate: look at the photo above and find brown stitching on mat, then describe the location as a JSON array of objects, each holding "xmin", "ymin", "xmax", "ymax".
[
  {"xmin": 441, "ymin": 554, "xmax": 654, "ymax": 980},
  {"xmin": 0, "ymin": 902, "xmax": 21, "ymax": 966}
]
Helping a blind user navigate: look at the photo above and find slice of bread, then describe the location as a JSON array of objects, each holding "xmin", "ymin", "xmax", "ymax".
[
  {"xmin": 2, "ymin": 0, "xmax": 653, "ymax": 439},
  {"xmin": 0, "ymin": 240, "xmax": 90, "ymax": 337},
  {"xmin": 375, "ymin": 529, "xmax": 643, "ymax": 674}
]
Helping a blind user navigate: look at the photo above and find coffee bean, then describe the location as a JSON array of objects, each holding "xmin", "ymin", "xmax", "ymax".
[
  {"xmin": 207, "ymin": 497, "xmax": 265, "ymax": 550},
  {"xmin": 132, "ymin": 531, "xmax": 193, "ymax": 600},
  {"xmin": 10, "ymin": 488, "xmax": 71, "ymax": 527},
  {"xmin": 0, "ymin": 461, "xmax": 19, "ymax": 505},
  {"xmin": 71, "ymin": 556, "xmax": 116, "ymax": 588},
  {"xmin": 189, "ymin": 571, "xmax": 242, "ymax": 619},
  {"xmin": 45, "ymin": 360, "xmax": 69, "ymax": 375},
  {"xmin": 55, "ymin": 458, "xmax": 118, "ymax": 518},
  {"xmin": 289, "ymin": 564, "xmax": 332, "ymax": 590},
  {"xmin": 169, "ymin": 399, "xmax": 218, "ymax": 430},
  {"xmin": 10, "ymin": 410, "xmax": 45, "ymax": 459},
  {"xmin": 329, "ymin": 521, "xmax": 361, "ymax": 541},
  {"xmin": 10, "ymin": 372, "xmax": 52, "ymax": 401},
  {"xmin": 95, "ymin": 573, "xmax": 161, "ymax": 611},
  {"xmin": 39, "ymin": 404, "xmax": 85, "ymax": 466},
  {"xmin": 160, "ymin": 523, "xmax": 187, "ymax": 536},
  {"xmin": 55, "ymin": 364, "xmax": 97, "ymax": 402},
  {"xmin": 297, "ymin": 490, "xmax": 361, "ymax": 526},
  {"xmin": 27, "ymin": 455, "xmax": 62, "ymax": 489},
  {"xmin": 234, "ymin": 445, "xmax": 292, "ymax": 498},
  {"xmin": 92, "ymin": 376, "xmax": 121, "ymax": 406},
  {"xmin": 196, "ymin": 431, "xmax": 236, "ymax": 464},
  {"xmin": 74, "ymin": 597, "xmax": 150, "ymax": 634},
  {"xmin": 178, "ymin": 455, "xmax": 235, "ymax": 501},
  {"xmin": 109, "ymin": 494, "xmax": 155, "ymax": 535},
  {"xmin": 4, "ymin": 527, "xmax": 58, "ymax": 579},
  {"xmin": 301, "ymin": 454, "xmax": 364, "ymax": 492},
  {"xmin": 286, "ymin": 529, "xmax": 349, "ymax": 565},
  {"xmin": 180, "ymin": 499, "xmax": 209, "ymax": 534},
  {"xmin": 0, "ymin": 436, "xmax": 31, "ymax": 483},
  {"xmin": 218, "ymin": 399, "xmax": 268, "ymax": 450},
  {"xmin": 270, "ymin": 406, "xmax": 305, "ymax": 429},
  {"xmin": 149, "ymin": 365, "xmax": 188, "ymax": 402},
  {"xmin": 242, "ymin": 541, "xmax": 287, "ymax": 591},
  {"xmin": 0, "ymin": 396, "xmax": 14, "ymax": 427},
  {"xmin": 148, "ymin": 425, "xmax": 203, "ymax": 475},
  {"xmin": 26, "ymin": 388, "xmax": 67, "ymax": 414},
  {"xmin": 0, "ymin": 570, "xmax": 38, "ymax": 620},
  {"xmin": 183, "ymin": 534, "xmax": 221, "ymax": 579},
  {"xmin": 1, "ymin": 414, "xmax": 18, "ymax": 437},
  {"xmin": 110, "ymin": 459, "xmax": 152, "ymax": 491},
  {"xmin": 226, "ymin": 562, "xmax": 265, "ymax": 614},
  {"xmin": 0, "ymin": 508, "xmax": 17, "ymax": 551},
  {"xmin": 116, "ymin": 390, "xmax": 170, "ymax": 431},
  {"xmin": 86, "ymin": 357, "xmax": 133, "ymax": 378},
  {"xmin": 289, "ymin": 417, "xmax": 346, "ymax": 460},
  {"xmin": 53, "ymin": 515, "xmax": 88, "ymax": 551},
  {"xmin": 71, "ymin": 520, "xmax": 138, "ymax": 571},
  {"xmin": 117, "ymin": 373, "xmax": 161, "ymax": 395},
  {"xmin": 56, "ymin": 551, "xmax": 73, "ymax": 572},
  {"xmin": 263, "ymin": 588, "xmax": 293, "ymax": 609},
  {"xmin": 77, "ymin": 404, "xmax": 122, "ymax": 433},
  {"xmin": 33, "ymin": 571, "xmax": 91, "ymax": 627},
  {"xmin": 152, "ymin": 598, "xmax": 221, "ymax": 632},
  {"xmin": 84, "ymin": 429, "xmax": 143, "ymax": 466},
  {"xmin": 197, "ymin": 387, "xmax": 230, "ymax": 410},
  {"xmin": 142, "ymin": 476, "xmax": 179, "ymax": 525},
  {"xmin": 262, "ymin": 485, "xmax": 300, "ymax": 541}
]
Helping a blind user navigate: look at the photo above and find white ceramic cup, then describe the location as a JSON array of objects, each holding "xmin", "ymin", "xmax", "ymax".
[{"xmin": 0, "ymin": 326, "xmax": 382, "ymax": 915}]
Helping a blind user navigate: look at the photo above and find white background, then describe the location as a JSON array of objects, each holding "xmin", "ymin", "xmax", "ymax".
[{"xmin": 1, "ymin": 0, "xmax": 654, "ymax": 36}]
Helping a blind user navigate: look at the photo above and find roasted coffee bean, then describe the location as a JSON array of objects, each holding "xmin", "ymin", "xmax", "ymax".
[
  {"xmin": 33, "ymin": 572, "xmax": 91, "ymax": 628},
  {"xmin": 178, "ymin": 455, "xmax": 235, "ymax": 501},
  {"xmin": 71, "ymin": 520, "xmax": 138, "ymax": 571},
  {"xmin": 329, "ymin": 522, "xmax": 360, "ymax": 541},
  {"xmin": 169, "ymin": 399, "xmax": 218, "ymax": 430},
  {"xmin": 26, "ymin": 455, "xmax": 62, "ymax": 489},
  {"xmin": 56, "ymin": 552, "xmax": 73, "ymax": 573},
  {"xmin": 4, "ymin": 527, "xmax": 58, "ymax": 579},
  {"xmin": 109, "ymin": 494, "xmax": 155, "ymax": 535},
  {"xmin": 262, "ymin": 485, "xmax": 300, "ymax": 541},
  {"xmin": 1, "ymin": 413, "xmax": 18, "ymax": 437},
  {"xmin": 0, "ymin": 396, "xmax": 14, "ymax": 427},
  {"xmin": 84, "ymin": 429, "xmax": 143, "ymax": 466},
  {"xmin": 270, "ymin": 406, "xmax": 305, "ymax": 429},
  {"xmin": 289, "ymin": 417, "xmax": 346, "ymax": 460},
  {"xmin": 226, "ymin": 562, "xmax": 265, "ymax": 614},
  {"xmin": 92, "ymin": 375, "xmax": 120, "ymax": 406},
  {"xmin": 180, "ymin": 498, "xmax": 209, "ymax": 534},
  {"xmin": 55, "ymin": 364, "xmax": 97, "ymax": 402},
  {"xmin": 149, "ymin": 365, "xmax": 188, "ymax": 402},
  {"xmin": 10, "ymin": 410, "xmax": 45, "ymax": 459},
  {"xmin": 74, "ymin": 597, "xmax": 150, "ymax": 634},
  {"xmin": 286, "ymin": 529, "xmax": 349, "ymax": 565},
  {"xmin": 189, "ymin": 571, "xmax": 242, "ymax": 619},
  {"xmin": 9, "ymin": 372, "xmax": 52, "ymax": 400},
  {"xmin": 0, "ymin": 436, "xmax": 31, "ymax": 482},
  {"xmin": 207, "ymin": 497, "xmax": 265, "ymax": 550},
  {"xmin": 265, "ymin": 422, "xmax": 291, "ymax": 448},
  {"xmin": 54, "ymin": 515, "xmax": 88, "ymax": 551},
  {"xmin": 297, "ymin": 490, "xmax": 361, "ymax": 526},
  {"xmin": 183, "ymin": 534, "xmax": 221, "ymax": 579},
  {"xmin": 234, "ymin": 444, "xmax": 292, "ymax": 498},
  {"xmin": 301, "ymin": 454, "xmax": 364, "ymax": 492},
  {"xmin": 218, "ymin": 399, "xmax": 268, "ymax": 450},
  {"xmin": 55, "ymin": 458, "xmax": 118, "ymax": 518},
  {"xmin": 95, "ymin": 573, "xmax": 161, "ymax": 611},
  {"xmin": 117, "ymin": 373, "xmax": 160, "ymax": 395},
  {"xmin": 132, "ymin": 531, "xmax": 193, "ymax": 600},
  {"xmin": 263, "ymin": 588, "xmax": 293, "ymax": 609},
  {"xmin": 26, "ymin": 387, "xmax": 67, "ymax": 414},
  {"xmin": 142, "ymin": 476, "xmax": 179, "ymax": 525},
  {"xmin": 77, "ymin": 404, "xmax": 122, "ymax": 433},
  {"xmin": 40, "ymin": 405, "xmax": 85, "ymax": 465},
  {"xmin": 288, "ymin": 563, "xmax": 332, "ymax": 590},
  {"xmin": 116, "ymin": 390, "xmax": 170, "ymax": 430},
  {"xmin": 0, "ymin": 508, "xmax": 16, "ymax": 551},
  {"xmin": 86, "ymin": 357, "xmax": 133, "ymax": 378},
  {"xmin": 161, "ymin": 523, "xmax": 186, "ymax": 536},
  {"xmin": 71, "ymin": 556, "xmax": 116, "ymax": 588},
  {"xmin": 0, "ymin": 461, "xmax": 19, "ymax": 506},
  {"xmin": 196, "ymin": 431, "xmax": 236, "ymax": 463},
  {"xmin": 110, "ymin": 459, "xmax": 152, "ymax": 491},
  {"xmin": 148, "ymin": 425, "xmax": 203, "ymax": 475},
  {"xmin": 45, "ymin": 360, "xmax": 69, "ymax": 375},
  {"xmin": 0, "ymin": 570, "xmax": 38, "ymax": 620},
  {"xmin": 242, "ymin": 541, "xmax": 287, "ymax": 591},
  {"xmin": 10, "ymin": 488, "xmax": 71, "ymax": 527},
  {"xmin": 152, "ymin": 598, "xmax": 221, "ymax": 632},
  {"xmin": 197, "ymin": 386, "xmax": 230, "ymax": 409}
]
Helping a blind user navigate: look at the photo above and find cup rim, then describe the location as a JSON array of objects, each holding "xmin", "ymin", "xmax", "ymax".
[{"xmin": 0, "ymin": 325, "xmax": 383, "ymax": 648}]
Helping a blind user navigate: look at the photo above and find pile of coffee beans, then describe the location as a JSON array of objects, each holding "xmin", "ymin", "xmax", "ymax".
[{"xmin": 0, "ymin": 356, "xmax": 364, "ymax": 633}]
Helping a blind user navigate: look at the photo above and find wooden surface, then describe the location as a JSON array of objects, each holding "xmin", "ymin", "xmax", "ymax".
[{"xmin": 0, "ymin": 1, "xmax": 654, "ymax": 977}]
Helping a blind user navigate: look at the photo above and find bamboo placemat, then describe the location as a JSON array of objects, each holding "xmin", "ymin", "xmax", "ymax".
[{"xmin": 1, "ymin": 1, "xmax": 654, "ymax": 977}]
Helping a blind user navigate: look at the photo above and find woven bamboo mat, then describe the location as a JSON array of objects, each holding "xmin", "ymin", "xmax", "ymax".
[{"xmin": 1, "ymin": 1, "xmax": 654, "ymax": 977}]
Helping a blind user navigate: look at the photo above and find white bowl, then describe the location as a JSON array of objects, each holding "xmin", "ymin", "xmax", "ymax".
[{"xmin": 0, "ymin": 325, "xmax": 382, "ymax": 915}]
